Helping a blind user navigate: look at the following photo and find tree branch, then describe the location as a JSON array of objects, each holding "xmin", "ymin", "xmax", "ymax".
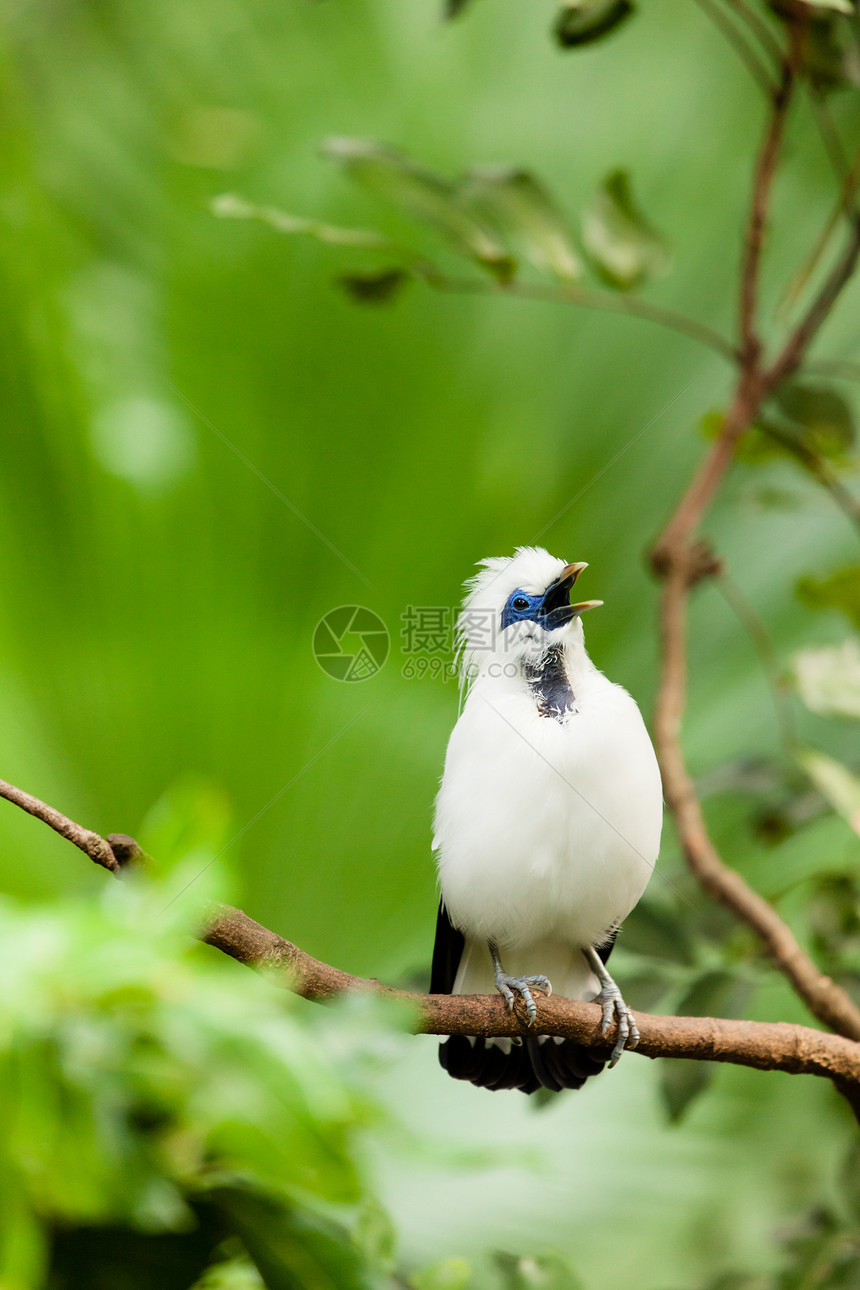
[
  {"xmin": 0, "ymin": 777, "xmax": 120, "ymax": 873},
  {"xmin": 650, "ymin": 18, "xmax": 860, "ymax": 1049},
  {"xmin": 693, "ymin": 0, "xmax": 775, "ymax": 96},
  {"xmin": 1, "ymin": 779, "xmax": 859, "ymax": 1117},
  {"xmin": 202, "ymin": 904, "xmax": 860, "ymax": 1095}
]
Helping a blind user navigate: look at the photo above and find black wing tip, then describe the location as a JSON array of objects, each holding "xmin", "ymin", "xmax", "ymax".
[{"xmin": 439, "ymin": 1034, "xmax": 610, "ymax": 1094}]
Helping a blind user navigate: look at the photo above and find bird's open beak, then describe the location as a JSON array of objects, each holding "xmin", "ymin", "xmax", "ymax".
[{"xmin": 539, "ymin": 562, "xmax": 603, "ymax": 628}]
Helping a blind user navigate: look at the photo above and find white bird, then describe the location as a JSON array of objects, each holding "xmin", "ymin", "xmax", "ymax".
[{"xmin": 430, "ymin": 547, "xmax": 663, "ymax": 1092}]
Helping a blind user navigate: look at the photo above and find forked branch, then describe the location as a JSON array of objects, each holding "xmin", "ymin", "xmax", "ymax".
[{"xmin": 650, "ymin": 14, "xmax": 860, "ymax": 1046}]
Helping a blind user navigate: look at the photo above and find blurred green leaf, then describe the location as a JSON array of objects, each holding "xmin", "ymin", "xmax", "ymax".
[
  {"xmin": 211, "ymin": 194, "xmax": 395, "ymax": 251},
  {"xmin": 839, "ymin": 1140, "xmax": 860, "ymax": 1224},
  {"xmin": 807, "ymin": 874, "xmax": 860, "ymax": 967},
  {"xmin": 795, "ymin": 746, "xmax": 860, "ymax": 837},
  {"xmin": 48, "ymin": 1213, "xmax": 226, "ymax": 1290},
  {"xmin": 619, "ymin": 966, "xmax": 675, "ymax": 1012},
  {"xmin": 620, "ymin": 900, "xmax": 695, "ymax": 963},
  {"xmin": 801, "ymin": 19, "xmax": 860, "ymax": 91},
  {"xmin": 581, "ymin": 170, "xmax": 670, "ymax": 289},
  {"xmin": 699, "ymin": 410, "xmax": 785, "ymax": 464},
  {"xmin": 793, "ymin": 640, "xmax": 860, "ymax": 719},
  {"xmin": 191, "ymin": 1254, "xmax": 266, "ymax": 1290},
  {"xmin": 461, "ymin": 167, "xmax": 582, "ymax": 282},
  {"xmin": 553, "ymin": 0, "xmax": 635, "ymax": 49},
  {"xmin": 676, "ymin": 968, "xmax": 753, "ymax": 1023},
  {"xmin": 322, "ymin": 138, "xmax": 515, "ymax": 281},
  {"xmin": 798, "ymin": 0, "xmax": 854, "ymax": 15},
  {"xmin": 774, "ymin": 383, "xmax": 855, "ymax": 460},
  {"xmin": 354, "ymin": 1200, "xmax": 397, "ymax": 1278},
  {"xmin": 797, "ymin": 566, "xmax": 860, "ymax": 629},
  {"xmin": 659, "ymin": 969, "xmax": 753, "ymax": 1124},
  {"xmin": 210, "ymin": 1189, "xmax": 371, "ymax": 1290},
  {"xmin": 659, "ymin": 1058, "xmax": 713, "ymax": 1125},
  {"xmin": 494, "ymin": 1250, "xmax": 583, "ymax": 1290},
  {"xmin": 411, "ymin": 1255, "xmax": 472, "ymax": 1290},
  {"xmin": 339, "ymin": 269, "xmax": 411, "ymax": 304}
]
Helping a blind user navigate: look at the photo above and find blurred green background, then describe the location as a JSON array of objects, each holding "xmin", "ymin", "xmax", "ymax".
[{"xmin": 1, "ymin": 0, "xmax": 859, "ymax": 1286}]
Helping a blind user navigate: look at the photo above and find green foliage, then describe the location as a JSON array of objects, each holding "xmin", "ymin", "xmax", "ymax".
[
  {"xmin": 1, "ymin": 0, "xmax": 860, "ymax": 1288},
  {"xmin": 322, "ymin": 138, "xmax": 515, "ymax": 282},
  {"xmin": 0, "ymin": 885, "xmax": 395, "ymax": 1289},
  {"xmin": 458, "ymin": 168, "xmax": 583, "ymax": 284},
  {"xmin": 553, "ymin": 0, "xmax": 636, "ymax": 49},
  {"xmin": 581, "ymin": 170, "xmax": 670, "ymax": 289},
  {"xmin": 797, "ymin": 567, "xmax": 860, "ymax": 629}
]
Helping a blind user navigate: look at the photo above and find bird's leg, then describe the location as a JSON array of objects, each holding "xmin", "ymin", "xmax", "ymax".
[
  {"xmin": 583, "ymin": 945, "xmax": 639, "ymax": 1068},
  {"xmin": 488, "ymin": 940, "xmax": 552, "ymax": 1027}
]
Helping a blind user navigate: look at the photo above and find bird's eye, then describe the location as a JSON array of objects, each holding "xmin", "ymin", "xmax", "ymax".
[{"xmin": 512, "ymin": 596, "xmax": 529, "ymax": 612}]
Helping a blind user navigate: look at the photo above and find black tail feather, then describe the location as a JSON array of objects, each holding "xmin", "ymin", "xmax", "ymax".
[{"xmin": 431, "ymin": 902, "xmax": 615, "ymax": 1095}]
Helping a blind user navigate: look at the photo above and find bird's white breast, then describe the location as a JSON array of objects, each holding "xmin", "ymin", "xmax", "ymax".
[{"xmin": 433, "ymin": 672, "xmax": 663, "ymax": 952}]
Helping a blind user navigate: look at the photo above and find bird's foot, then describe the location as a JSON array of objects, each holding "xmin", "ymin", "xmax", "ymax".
[
  {"xmin": 493, "ymin": 971, "xmax": 552, "ymax": 1027},
  {"xmin": 594, "ymin": 981, "xmax": 639, "ymax": 1068}
]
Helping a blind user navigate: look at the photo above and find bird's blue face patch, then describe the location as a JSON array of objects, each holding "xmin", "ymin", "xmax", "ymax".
[{"xmin": 500, "ymin": 578, "xmax": 575, "ymax": 633}]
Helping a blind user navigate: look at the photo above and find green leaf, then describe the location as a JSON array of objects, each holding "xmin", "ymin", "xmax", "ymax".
[
  {"xmin": 322, "ymin": 138, "xmax": 515, "ymax": 281},
  {"xmin": 211, "ymin": 194, "xmax": 394, "ymax": 251},
  {"xmin": 618, "ymin": 967, "xmax": 674, "ymax": 1013},
  {"xmin": 48, "ymin": 1215, "xmax": 227, "ymax": 1290},
  {"xmin": 338, "ymin": 268, "xmax": 410, "ymax": 304},
  {"xmin": 799, "ymin": 0, "xmax": 854, "ymax": 14},
  {"xmin": 802, "ymin": 18, "xmax": 860, "ymax": 91},
  {"xmin": 774, "ymin": 383, "xmax": 855, "ymax": 460},
  {"xmin": 795, "ymin": 745, "xmax": 860, "ymax": 837},
  {"xmin": 211, "ymin": 1188, "xmax": 372, "ymax": 1290},
  {"xmin": 412, "ymin": 1256, "xmax": 473, "ymax": 1290},
  {"xmin": 553, "ymin": 0, "xmax": 636, "ymax": 49},
  {"xmin": 793, "ymin": 640, "xmax": 860, "ymax": 719},
  {"xmin": 840, "ymin": 1140, "xmax": 860, "ymax": 1224},
  {"xmin": 701, "ymin": 409, "xmax": 790, "ymax": 464},
  {"xmin": 353, "ymin": 1200, "xmax": 397, "ymax": 1277},
  {"xmin": 620, "ymin": 900, "xmax": 695, "ymax": 963},
  {"xmin": 659, "ymin": 969, "xmax": 753, "ymax": 1122},
  {"xmin": 460, "ymin": 167, "xmax": 582, "ymax": 283},
  {"xmin": 494, "ymin": 1251, "xmax": 584, "ymax": 1290},
  {"xmin": 797, "ymin": 566, "xmax": 860, "ymax": 629},
  {"xmin": 581, "ymin": 169, "xmax": 670, "ymax": 289},
  {"xmin": 445, "ymin": 0, "xmax": 474, "ymax": 16},
  {"xmin": 659, "ymin": 1058, "xmax": 713, "ymax": 1124},
  {"xmin": 676, "ymin": 968, "xmax": 753, "ymax": 1022}
]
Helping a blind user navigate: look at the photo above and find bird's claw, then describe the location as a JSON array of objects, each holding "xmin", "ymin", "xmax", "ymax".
[
  {"xmin": 595, "ymin": 982, "xmax": 639, "ymax": 1067},
  {"xmin": 494, "ymin": 973, "xmax": 552, "ymax": 1027}
]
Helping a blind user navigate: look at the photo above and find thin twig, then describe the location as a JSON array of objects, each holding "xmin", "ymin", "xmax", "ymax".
[
  {"xmin": 767, "ymin": 214, "xmax": 860, "ymax": 391},
  {"xmin": 419, "ymin": 271, "xmax": 739, "ymax": 363},
  {"xmin": 725, "ymin": 0, "xmax": 784, "ymax": 64},
  {"xmin": 778, "ymin": 128, "xmax": 860, "ymax": 319},
  {"xmin": 0, "ymin": 778, "xmax": 119, "ymax": 873},
  {"xmin": 757, "ymin": 421, "xmax": 860, "ymax": 537},
  {"xmin": 693, "ymin": 0, "xmax": 775, "ymax": 94},
  {"xmin": 739, "ymin": 23, "xmax": 804, "ymax": 363},
  {"xmin": 805, "ymin": 357, "xmax": 860, "ymax": 383}
]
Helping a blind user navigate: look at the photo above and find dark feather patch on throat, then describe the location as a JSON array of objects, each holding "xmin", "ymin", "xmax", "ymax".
[{"xmin": 523, "ymin": 644, "xmax": 574, "ymax": 721}]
